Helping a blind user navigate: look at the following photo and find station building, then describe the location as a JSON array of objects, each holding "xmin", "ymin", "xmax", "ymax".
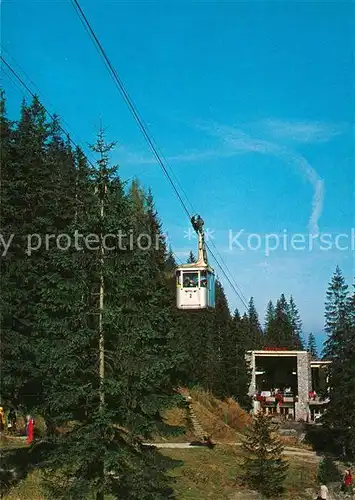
[{"xmin": 246, "ymin": 349, "xmax": 331, "ymax": 422}]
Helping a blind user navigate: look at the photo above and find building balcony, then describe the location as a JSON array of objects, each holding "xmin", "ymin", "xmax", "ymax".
[{"xmin": 308, "ymin": 397, "xmax": 330, "ymax": 405}]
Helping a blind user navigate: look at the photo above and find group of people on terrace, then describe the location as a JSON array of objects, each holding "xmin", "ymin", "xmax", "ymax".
[{"xmin": 255, "ymin": 386, "xmax": 294, "ymax": 399}]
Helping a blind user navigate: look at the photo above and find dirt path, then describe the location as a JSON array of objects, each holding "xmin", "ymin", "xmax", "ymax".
[{"xmin": 145, "ymin": 442, "xmax": 320, "ymax": 460}]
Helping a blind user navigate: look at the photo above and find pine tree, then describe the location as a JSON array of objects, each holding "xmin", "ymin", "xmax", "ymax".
[
  {"xmin": 247, "ymin": 297, "xmax": 264, "ymax": 349},
  {"xmin": 0, "ymin": 91, "xmax": 29, "ymax": 406},
  {"xmin": 165, "ymin": 247, "xmax": 176, "ymax": 273},
  {"xmin": 349, "ymin": 281, "xmax": 355, "ymax": 327},
  {"xmin": 322, "ymin": 269, "xmax": 355, "ymax": 458},
  {"xmin": 204, "ymin": 281, "xmax": 227, "ymax": 394},
  {"xmin": 98, "ymin": 137, "xmax": 182, "ymax": 496},
  {"xmin": 241, "ymin": 411, "xmax": 288, "ymax": 497},
  {"xmin": 323, "ymin": 266, "xmax": 350, "ymax": 358},
  {"xmin": 181, "ymin": 310, "xmax": 212, "ymax": 387},
  {"xmin": 128, "ymin": 178, "xmax": 146, "ymax": 220},
  {"xmin": 187, "ymin": 250, "xmax": 196, "ymax": 263},
  {"xmin": 288, "ymin": 296, "xmax": 304, "ymax": 349},
  {"xmin": 0, "ymin": 95, "xmax": 52, "ymax": 411},
  {"xmin": 264, "ymin": 294, "xmax": 294, "ymax": 348},
  {"xmin": 214, "ymin": 283, "xmax": 240, "ymax": 395},
  {"xmin": 232, "ymin": 308, "xmax": 245, "ymax": 354},
  {"xmin": 230, "ymin": 309, "xmax": 251, "ymax": 409},
  {"xmin": 33, "ymin": 115, "xmax": 83, "ymax": 436},
  {"xmin": 240, "ymin": 312, "xmax": 250, "ymax": 349},
  {"xmin": 264, "ymin": 300, "xmax": 275, "ymax": 347},
  {"xmin": 324, "ymin": 324, "xmax": 355, "ymax": 458},
  {"xmin": 307, "ymin": 333, "xmax": 318, "ymax": 359},
  {"xmin": 233, "ymin": 308, "xmax": 241, "ymax": 324},
  {"xmin": 264, "ymin": 300, "xmax": 275, "ymax": 331}
]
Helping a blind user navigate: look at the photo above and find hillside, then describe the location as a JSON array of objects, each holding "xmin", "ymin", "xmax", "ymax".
[{"xmin": 154, "ymin": 387, "xmax": 250, "ymax": 443}]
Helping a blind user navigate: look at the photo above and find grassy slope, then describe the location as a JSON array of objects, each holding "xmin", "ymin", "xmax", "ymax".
[
  {"xmin": 163, "ymin": 445, "xmax": 318, "ymax": 500},
  {"xmin": 1, "ymin": 389, "xmax": 317, "ymax": 499},
  {"xmin": 2, "ymin": 445, "xmax": 318, "ymax": 500}
]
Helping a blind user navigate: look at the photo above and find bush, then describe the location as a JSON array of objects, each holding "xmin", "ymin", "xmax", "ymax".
[
  {"xmin": 317, "ymin": 456, "xmax": 342, "ymax": 485},
  {"xmin": 33, "ymin": 415, "xmax": 46, "ymax": 438}
]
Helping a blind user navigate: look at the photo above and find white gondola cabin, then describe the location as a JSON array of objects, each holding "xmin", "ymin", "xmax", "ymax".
[{"xmin": 176, "ymin": 215, "xmax": 216, "ymax": 310}]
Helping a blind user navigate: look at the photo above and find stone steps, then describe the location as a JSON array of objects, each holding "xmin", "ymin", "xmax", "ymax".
[{"xmin": 182, "ymin": 392, "xmax": 206, "ymax": 440}]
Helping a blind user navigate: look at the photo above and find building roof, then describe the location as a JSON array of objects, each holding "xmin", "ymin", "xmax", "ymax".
[
  {"xmin": 246, "ymin": 350, "xmax": 332, "ymax": 363},
  {"xmin": 310, "ymin": 360, "xmax": 332, "ymax": 366},
  {"xmin": 247, "ymin": 349, "xmax": 309, "ymax": 355}
]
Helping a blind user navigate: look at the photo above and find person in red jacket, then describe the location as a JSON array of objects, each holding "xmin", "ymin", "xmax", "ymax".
[
  {"xmin": 341, "ymin": 469, "xmax": 353, "ymax": 495},
  {"xmin": 26, "ymin": 415, "xmax": 34, "ymax": 444}
]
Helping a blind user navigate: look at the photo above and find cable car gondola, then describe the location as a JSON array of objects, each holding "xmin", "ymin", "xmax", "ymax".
[{"xmin": 176, "ymin": 215, "xmax": 215, "ymax": 310}]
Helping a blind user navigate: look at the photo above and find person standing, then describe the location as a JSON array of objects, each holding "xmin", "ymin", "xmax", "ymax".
[
  {"xmin": 341, "ymin": 469, "xmax": 353, "ymax": 495},
  {"xmin": 0, "ymin": 407, "xmax": 5, "ymax": 434},
  {"xmin": 317, "ymin": 484, "xmax": 329, "ymax": 499},
  {"xmin": 7, "ymin": 408, "xmax": 16, "ymax": 434},
  {"xmin": 26, "ymin": 415, "xmax": 34, "ymax": 444}
]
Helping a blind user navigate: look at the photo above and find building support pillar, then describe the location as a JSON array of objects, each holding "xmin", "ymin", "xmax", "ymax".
[{"xmin": 295, "ymin": 351, "xmax": 311, "ymax": 421}]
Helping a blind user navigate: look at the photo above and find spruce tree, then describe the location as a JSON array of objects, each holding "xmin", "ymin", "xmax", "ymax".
[
  {"xmin": 322, "ymin": 269, "xmax": 355, "ymax": 458},
  {"xmin": 182, "ymin": 310, "xmax": 212, "ymax": 387},
  {"xmin": 0, "ymin": 91, "xmax": 28, "ymax": 406},
  {"xmin": 307, "ymin": 333, "xmax": 318, "ymax": 359},
  {"xmin": 203, "ymin": 281, "xmax": 225, "ymax": 394},
  {"xmin": 165, "ymin": 248, "xmax": 176, "ymax": 273},
  {"xmin": 264, "ymin": 300, "xmax": 275, "ymax": 331},
  {"xmin": 288, "ymin": 296, "xmax": 304, "ymax": 349},
  {"xmin": 0, "ymin": 95, "xmax": 52, "ymax": 411},
  {"xmin": 323, "ymin": 266, "xmax": 350, "ymax": 357},
  {"xmin": 264, "ymin": 294, "xmax": 294, "ymax": 348},
  {"xmin": 187, "ymin": 250, "xmax": 196, "ymax": 264},
  {"xmin": 349, "ymin": 281, "xmax": 355, "ymax": 326},
  {"xmin": 240, "ymin": 312, "xmax": 250, "ymax": 349},
  {"xmin": 241, "ymin": 411, "xmax": 288, "ymax": 497},
  {"xmin": 233, "ymin": 308, "xmax": 241, "ymax": 324},
  {"xmin": 33, "ymin": 115, "xmax": 82, "ymax": 436},
  {"xmin": 232, "ymin": 308, "xmax": 245, "ymax": 356},
  {"xmin": 128, "ymin": 178, "xmax": 146, "ymax": 220},
  {"xmin": 264, "ymin": 300, "xmax": 275, "ymax": 347},
  {"xmin": 246, "ymin": 297, "xmax": 264, "ymax": 349},
  {"xmin": 230, "ymin": 309, "xmax": 251, "ymax": 409},
  {"xmin": 327, "ymin": 335, "xmax": 355, "ymax": 458},
  {"xmin": 210, "ymin": 282, "xmax": 235, "ymax": 396}
]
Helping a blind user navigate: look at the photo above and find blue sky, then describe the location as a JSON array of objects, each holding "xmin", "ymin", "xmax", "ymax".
[{"xmin": 2, "ymin": 0, "xmax": 354, "ymax": 351}]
